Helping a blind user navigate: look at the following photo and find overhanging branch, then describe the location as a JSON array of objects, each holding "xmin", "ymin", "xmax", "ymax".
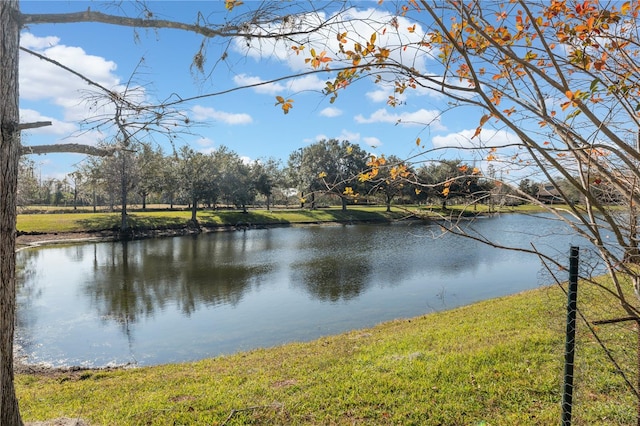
[
  {"xmin": 21, "ymin": 143, "xmax": 114, "ymax": 157},
  {"xmin": 18, "ymin": 121, "xmax": 52, "ymax": 130},
  {"xmin": 19, "ymin": 9, "xmax": 326, "ymax": 40}
]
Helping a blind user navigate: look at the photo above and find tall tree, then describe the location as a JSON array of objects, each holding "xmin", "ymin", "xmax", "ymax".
[
  {"xmin": 414, "ymin": 160, "xmax": 480, "ymax": 209},
  {"xmin": 1, "ymin": 2, "xmax": 23, "ymax": 422},
  {"xmin": 276, "ymin": 0, "xmax": 640, "ymax": 416},
  {"xmin": 16, "ymin": 158, "xmax": 39, "ymax": 207},
  {"xmin": 364, "ymin": 154, "xmax": 414, "ymax": 212},
  {"xmin": 135, "ymin": 142, "xmax": 165, "ymax": 210},
  {"xmin": 2, "ymin": 2, "xmax": 349, "ymax": 423},
  {"xmin": 251, "ymin": 158, "xmax": 282, "ymax": 210},
  {"xmin": 177, "ymin": 146, "xmax": 216, "ymax": 224},
  {"xmin": 289, "ymin": 139, "xmax": 369, "ymax": 211},
  {"xmin": 216, "ymin": 149, "xmax": 255, "ymax": 213}
]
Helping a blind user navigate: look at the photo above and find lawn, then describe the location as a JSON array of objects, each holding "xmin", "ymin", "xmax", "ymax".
[
  {"xmin": 16, "ymin": 280, "xmax": 637, "ymax": 425},
  {"xmin": 15, "ymin": 204, "xmax": 636, "ymax": 425}
]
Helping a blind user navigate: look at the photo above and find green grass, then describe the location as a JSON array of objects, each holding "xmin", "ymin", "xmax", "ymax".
[
  {"xmin": 16, "ymin": 280, "xmax": 638, "ymax": 425},
  {"xmin": 16, "ymin": 203, "xmax": 565, "ymax": 235},
  {"xmin": 15, "ymin": 204, "xmax": 638, "ymax": 424},
  {"xmin": 16, "ymin": 206, "xmax": 417, "ymax": 234}
]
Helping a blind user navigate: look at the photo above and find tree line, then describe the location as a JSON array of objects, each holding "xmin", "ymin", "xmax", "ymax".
[
  {"xmin": 17, "ymin": 138, "xmax": 514, "ymax": 217},
  {"xmin": 20, "ymin": 138, "xmax": 615, "ymax": 221}
]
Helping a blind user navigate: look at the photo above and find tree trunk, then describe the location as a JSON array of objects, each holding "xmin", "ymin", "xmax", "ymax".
[
  {"xmin": 120, "ymin": 153, "xmax": 128, "ymax": 231},
  {"xmin": 341, "ymin": 196, "xmax": 347, "ymax": 212},
  {"xmin": 1, "ymin": 1, "xmax": 24, "ymax": 424},
  {"xmin": 191, "ymin": 197, "xmax": 198, "ymax": 223}
]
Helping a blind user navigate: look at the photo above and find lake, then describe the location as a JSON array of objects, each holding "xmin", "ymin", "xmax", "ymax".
[{"xmin": 15, "ymin": 213, "xmax": 588, "ymax": 368}]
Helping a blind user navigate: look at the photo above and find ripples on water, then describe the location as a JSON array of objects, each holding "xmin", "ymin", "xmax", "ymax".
[{"xmin": 15, "ymin": 214, "xmax": 589, "ymax": 367}]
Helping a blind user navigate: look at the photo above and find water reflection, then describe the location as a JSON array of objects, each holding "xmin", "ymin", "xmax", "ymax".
[
  {"xmin": 85, "ymin": 237, "xmax": 271, "ymax": 325},
  {"xmin": 16, "ymin": 215, "xmax": 589, "ymax": 367}
]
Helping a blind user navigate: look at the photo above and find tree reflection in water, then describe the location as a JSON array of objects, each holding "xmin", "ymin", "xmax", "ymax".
[
  {"xmin": 15, "ymin": 216, "xmax": 588, "ymax": 367},
  {"xmin": 85, "ymin": 236, "xmax": 271, "ymax": 329}
]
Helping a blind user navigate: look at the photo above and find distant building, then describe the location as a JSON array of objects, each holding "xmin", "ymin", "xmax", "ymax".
[{"xmin": 537, "ymin": 184, "xmax": 564, "ymax": 204}]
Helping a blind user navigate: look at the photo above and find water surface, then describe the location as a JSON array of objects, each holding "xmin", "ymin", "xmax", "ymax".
[{"xmin": 16, "ymin": 214, "xmax": 586, "ymax": 367}]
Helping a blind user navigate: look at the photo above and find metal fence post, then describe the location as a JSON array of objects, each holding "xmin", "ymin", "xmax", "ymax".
[{"xmin": 562, "ymin": 246, "xmax": 579, "ymax": 425}]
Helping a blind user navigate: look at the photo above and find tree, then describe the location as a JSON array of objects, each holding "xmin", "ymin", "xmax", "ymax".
[
  {"xmin": 7, "ymin": 0, "xmax": 640, "ymax": 421},
  {"xmin": 67, "ymin": 171, "xmax": 82, "ymax": 210},
  {"xmin": 135, "ymin": 143, "xmax": 165, "ymax": 210},
  {"xmin": 518, "ymin": 178, "xmax": 539, "ymax": 199},
  {"xmin": 289, "ymin": 139, "xmax": 369, "ymax": 211},
  {"xmin": 2, "ymin": 2, "xmax": 348, "ymax": 423},
  {"xmin": 415, "ymin": 160, "xmax": 481, "ymax": 209},
  {"xmin": 251, "ymin": 158, "xmax": 283, "ymax": 210},
  {"xmin": 16, "ymin": 158, "xmax": 39, "ymax": 207},
  {"xmin": 177, "ymin": 146, "xmax": 216, "ymax": 224},
  {"xmin": 160, "ymin": 157, "xmax": 181, "ymax": 210},
  {"xmin": 216, "ymin": 149, "xmax": 255, "ymax": 213},
  {"xmin": 363, "ymin": 154, "xmax": 413, "ymax": 212},
  {"xmin": 276, "ymin": 0, "xmax": 640, "ymax": 417}
]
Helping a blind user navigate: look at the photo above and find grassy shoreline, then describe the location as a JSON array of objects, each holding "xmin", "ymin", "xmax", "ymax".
[
  {"xmin": 16, "ymin": 284, "xmax": 636, "ymax": 425},
  {"xmin": 16, "ymin": 204, "xmax": 553, "ymax": 235},
  {"xmin": 16, "ymin": 205, "xmax": 635, "ymax": 425}
]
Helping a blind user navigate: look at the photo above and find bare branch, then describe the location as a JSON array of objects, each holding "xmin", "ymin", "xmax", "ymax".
[
  {"xmin": 19, "ymin": 9, "xmax": 325, "ymax": 40},
  {"xmin": 20, "ymin": 143, "xmax": 113, "ymax": 157},
  {"xmin": 18, "ymin": 121, "xmax": 51, "ymax": 130}
]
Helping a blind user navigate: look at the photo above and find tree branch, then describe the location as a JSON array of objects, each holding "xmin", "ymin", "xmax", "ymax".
[
  {"xmin": 21, "ymin": 143, "xmax": 113, "ymax": 157},
  {"xmin": 18, "ymin": 121, "xmax": 51, "ymax": 130},
  {"xmin": 19, "ymin": 9, "xmax": 324, "ymax": 40}
]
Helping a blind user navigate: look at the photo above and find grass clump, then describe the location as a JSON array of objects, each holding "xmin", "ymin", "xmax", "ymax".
[{"xmin": 16, "ymin": 281, "xmax": 638, "ymax": 425}]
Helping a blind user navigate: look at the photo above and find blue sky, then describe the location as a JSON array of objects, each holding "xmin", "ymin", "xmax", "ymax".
[{"xmin": 18, "ymin": 1, "xmax": 507, "ymax": 180}]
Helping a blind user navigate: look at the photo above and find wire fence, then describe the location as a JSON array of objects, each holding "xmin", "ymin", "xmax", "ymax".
[{"xmin": 551, "ymin": 245, "xmax": 639, "ymax": 425}]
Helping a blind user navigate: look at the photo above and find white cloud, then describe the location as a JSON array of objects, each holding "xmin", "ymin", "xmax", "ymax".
[
  {"xmin": 191, "ymin": 105, "xmax": 253, "ymax": 125},
  {"xmin": 196, "ymin": 137, "xmax": 215, "ymax": 148},
  {"xmin": 363, "ymin": 136, "xmax": 382, "ymax": 148},
  {"xmin": 21, "ymin": 33, "xmax": 60, "ymax": 50},
  {"xmin": 19, "ymin": 32, "xmax": 126, "ymax": 127},
  {"xmin": 366, "ymin": 88, "xmax": 392, "ymax": 103},
  {"xmin": 233, "ymin": 73, "xmax": 325, "ymax": 95},
  {"xmin": 20, "ymin": 33, "xmax": 120, "ymax": 103},
  {"xmin": 287, "ymin": 74, "xmax": 326, "ymax": 93},
  {"xmin": 432, "ymin": 129, "xmax": 520, "ymax": 149},
  {"xmin": 233, "ymin": 8, "xmax": 432, "ymax": 74},
  {"xmin": 355, "ymin": 108, "xmax": 444, "ymax": 129},
  {"xmin": 320, "ymin": 107, "xmax": 342, "ymax": 117},
  {"xmin": 233, "ymin": 74, "xmax": 285, "ymax": 95}
]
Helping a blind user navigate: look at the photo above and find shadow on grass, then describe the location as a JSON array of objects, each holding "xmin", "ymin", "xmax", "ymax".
[
  {"xmin": 73, "ymin": 208, "xmax": 415, "ymax": 233},
  {"xmin": 76, "ymin": 214, "xmax": 188, "ymax": 232},
  {"xmin": 75, "ymin": 215, "xmax": 121, "ymax": 232}
]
